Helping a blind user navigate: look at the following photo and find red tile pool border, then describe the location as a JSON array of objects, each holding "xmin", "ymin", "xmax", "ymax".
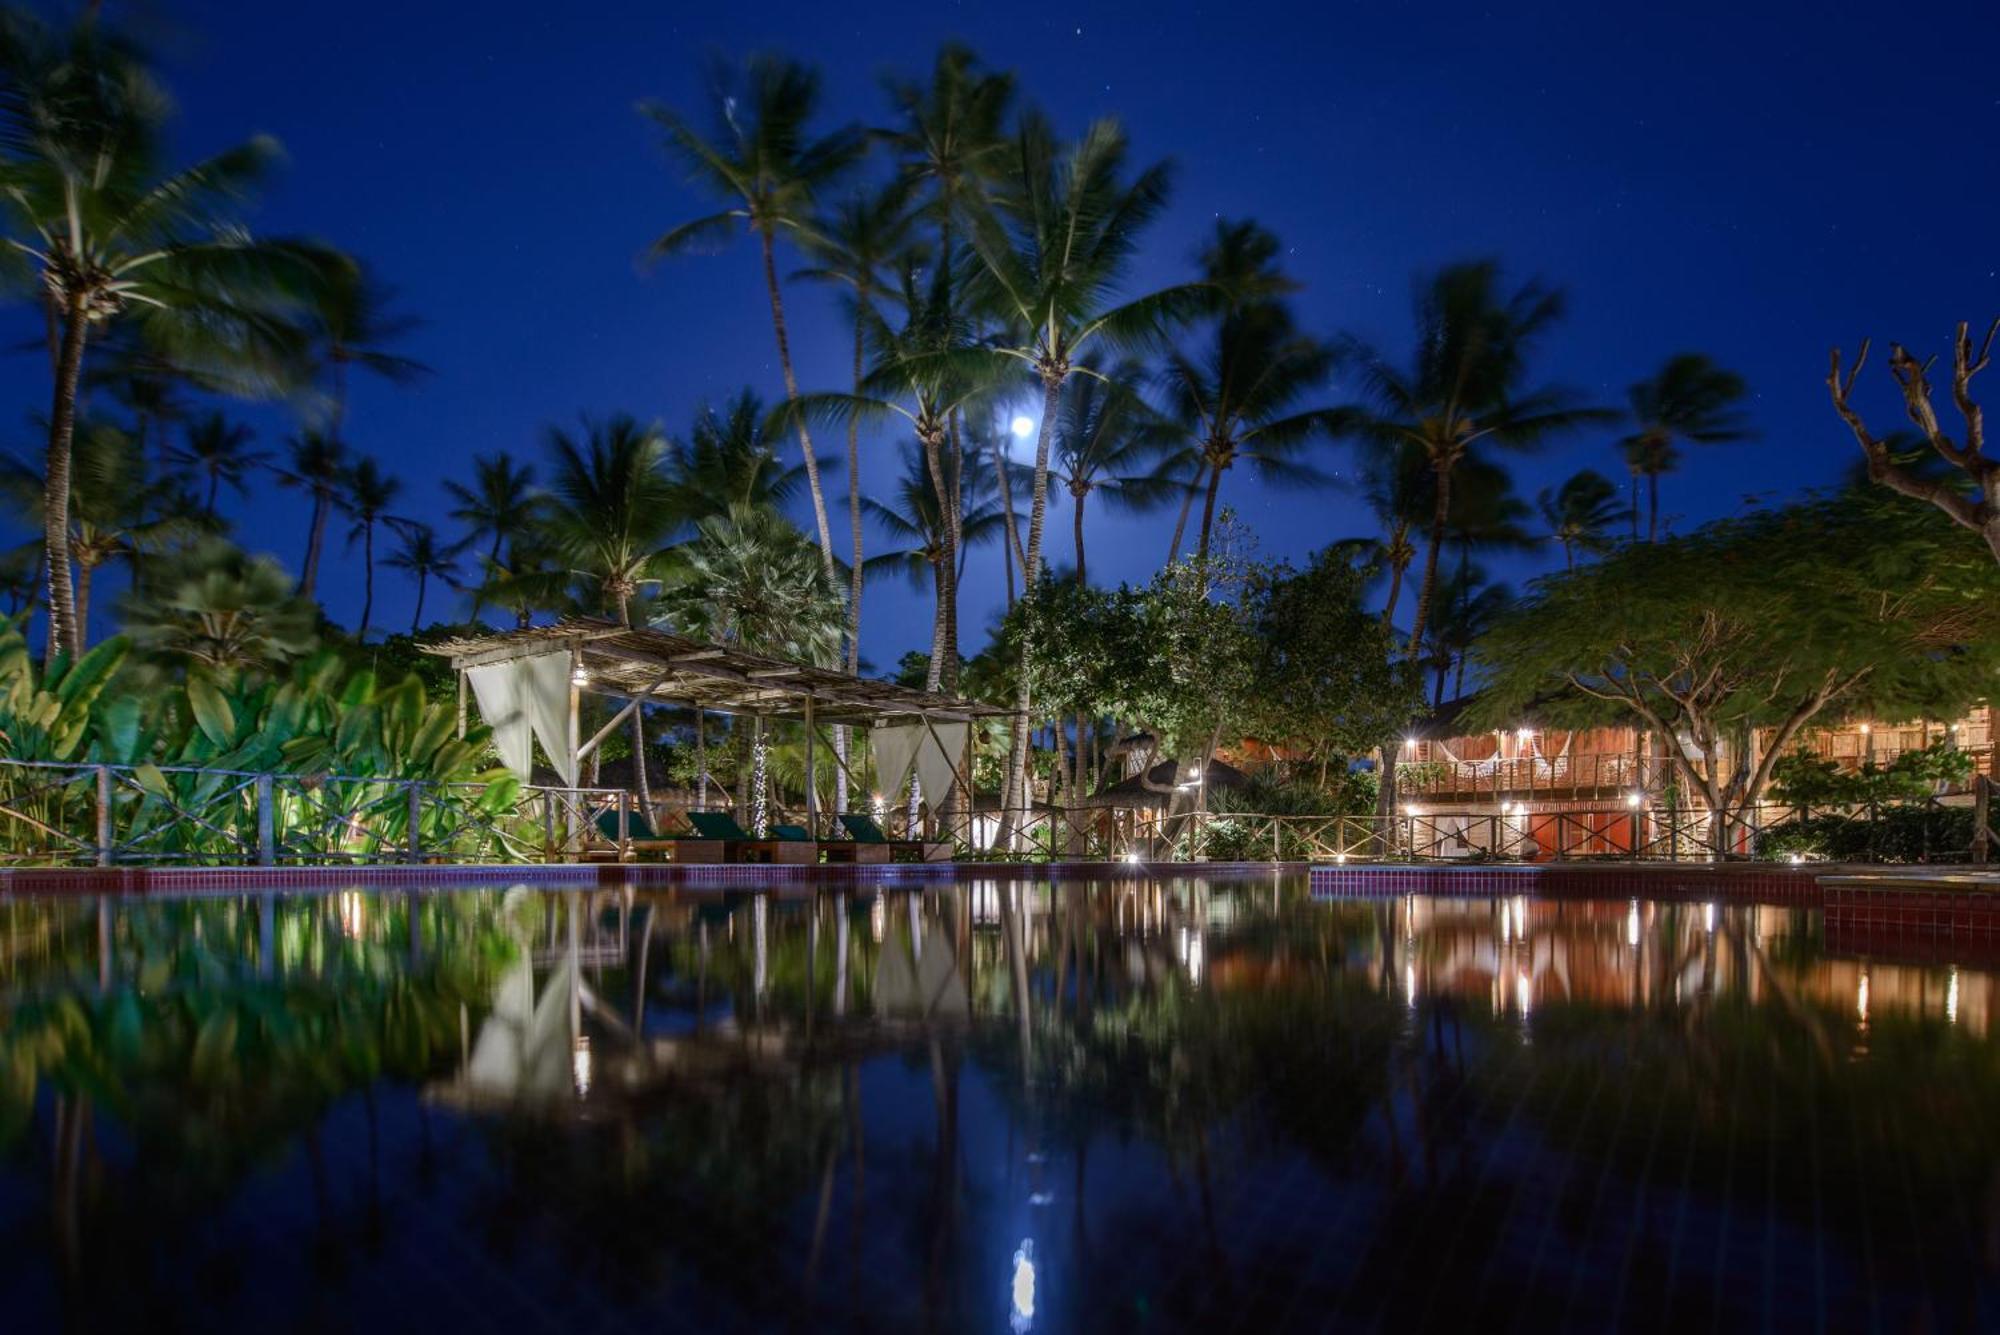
[{"xmin": 1307, "ymin": 862, "xmax": 1828, "ymax": 903}]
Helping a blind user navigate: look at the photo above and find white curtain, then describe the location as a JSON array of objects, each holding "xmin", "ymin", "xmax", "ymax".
[
  {"xmin": 915, "ymin": 721, "xmax": 968, "ymax": 808},
  {"xmin": 872, "ymin": 722, "xmax": 922, "ymax": 801},
  {"xmin": 465, "ymin": 653, "xmax": 576, "ymax": 786}
]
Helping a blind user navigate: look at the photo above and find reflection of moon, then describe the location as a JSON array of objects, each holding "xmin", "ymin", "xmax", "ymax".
[{"xmin": 1010, "ymin": 414, "xmax": 1035, "ymax": 438}]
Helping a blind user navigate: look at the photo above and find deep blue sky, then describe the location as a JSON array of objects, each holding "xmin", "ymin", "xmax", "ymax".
[{"xmin": 9, "ymin": 0, "xmax": 1996, "ymax": 667}]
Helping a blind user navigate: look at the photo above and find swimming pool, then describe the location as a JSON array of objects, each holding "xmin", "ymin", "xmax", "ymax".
[{"xmin": 2, "ymin": 874, "xmax": 1994, "ymax": 1330}]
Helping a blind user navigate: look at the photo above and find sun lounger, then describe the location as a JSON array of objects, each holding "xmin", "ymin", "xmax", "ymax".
[
  {"xmin": 686, "ymin": 810, "xmax": 818, "ymax": 865},
  {"xmin": 838, "ymin": 813, "xmax": 952, "ymax": 863}
]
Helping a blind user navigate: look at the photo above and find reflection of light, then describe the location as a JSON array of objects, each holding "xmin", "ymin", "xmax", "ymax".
[
  {"xmin": 1627, "ymin": 899, "xmax": 1641, "ymax": 948},
  {"xmin": 1857, "ymin": 970, "xmax": 1870, "ymax": 1024},
  {"xmin": 1516, "ymin": 970, "xmax": 1532, "ymax": 1016},
  {"xmin": 1405, "ymin": 962, "xmax": 1417, "ymax": 1006},
  {"xmin": 337, "ymin": 891, "xmax": 366, "ymax": 939},
  {"xmin": 572, "ymin": 1036, "xmax": 592, "ymax": 1097},
  {"xmin": 1009, "ymin": 1239, "xmax": 1036, "ymax": 1330},
  {"xmin": 870, "ymin": 892, "xmax": 886, "ymax": 944},
  {"xmin": 1948, "ymin": 968, "xmax": 1961, "ymax": 1025},
  {"xmin": 1704, "ymin": 902, "xmax": 1716, "ymax": 934},
  {"xmin": 1179, "ymin": 927, "xmax": 1204, "ymax": 986},
  {"xmin": 1010, "ymin": 414, "xmax": 1035, "ymax": 439}
]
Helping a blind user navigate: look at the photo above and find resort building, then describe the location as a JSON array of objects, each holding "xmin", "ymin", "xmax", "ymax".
[{"xmin": 1393, "ymin": 697, "xmax": 1996, "ymax": 858}]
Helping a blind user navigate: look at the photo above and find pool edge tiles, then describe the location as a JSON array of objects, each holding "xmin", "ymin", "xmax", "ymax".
[
  {"xmin": 1307, "ymin": 860, "xmax": 1829, "ymax": 903},
  {"xmin": 0, "ymin": 858, "xmax": 1313, "ymax": 896}
]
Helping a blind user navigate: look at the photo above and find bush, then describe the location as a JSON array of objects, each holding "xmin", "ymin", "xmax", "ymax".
[{"xmin": 1756, "ymin": 804, "xmax": 1973, "ymax": 863}]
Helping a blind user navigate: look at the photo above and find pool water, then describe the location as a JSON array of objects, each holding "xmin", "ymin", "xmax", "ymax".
[{"xmin": 1, "ymin": 876, "xmax": 1996, "ymax": 1332}]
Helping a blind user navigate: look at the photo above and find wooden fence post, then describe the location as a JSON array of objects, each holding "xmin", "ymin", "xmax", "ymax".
[
  {"xmin": 94, "ymin": 765, "xmax": 113, "ymax": 868},
  {"xmin": 406, "ymin": 782, "xmax": 423, "ymax": 863},
  {"xmin": 1967, "ymin": 776, "xmax": 1990, "ymax": 862},
  {"xmin": 256, "ymin": 774, "xmax": 275, "ymax": 866}
]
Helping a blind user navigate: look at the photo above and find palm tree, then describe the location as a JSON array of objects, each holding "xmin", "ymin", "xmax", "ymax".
[
  {"xmin": 1421, "ymin": 563, "xmax": 1511, "ymax": 705},
  {"xmin": 795, "ymin": 186, "xmax": 915, "ymax": 673},
  {"xmin": 275, "ymin": 432, "xmax": 348, "ymax": 598},
  {"xmin": 444, "ymin": 451, "xmax": 537, "ymax": 556},
  {"xmin": 1156, "ymin": 220, "xmax": 1338, "ymax": 564},
  {"xmin": 303, "ymin": 259, "xmax": 427, "ymax": 438},
  {"xmin": 665, "ymin": 390, "xmax": 810, "ymax": 522},
  {"xmin": 661, "ymin": 503, "xmax": 846, "ymax": 664},
  {"xmin": 1343, "ymin": 438, "xmax": 1427, "ymax": 632},
  {"xmin": 1338, "ymin": 261, "xmax": 1608, "ymax": 656},
  {"xmin": 1537, "ymin": 469, "xmax": 1628, "ymax": 569},
  {"xmin": 0, "ymin": 420, "xmax": 198, "ymax": 641},
  {"xmin": 382, "ymin": 522, "xmax": 463, "ymax": 634},
  {"xmin": 865, "ymin": 440, "xmax": 1013, "ymax": 685},
  {"xmin": 342, "ymin": 456, "xmax": 403, "ymax": 635},
  {"xmin": 0, "ymin": 18, "xmax": 322, "ymax": 658},
  {"xmin": 1621, "ymin": 353, "xmax": 1753, "ymax": 542},
  {"xmin": 169, "ymin": 412, "xmax": 266, "ymax": 519},
  {"xmin": 535, "ymin": 415, "xmax": 680, "ymax": 626},
  {"xmin": 964, "ymin": 114, "xmax": 1209, "ymax": 835},
  {"xmin": 641, "ymin": 55, "xmax": 865, "ymax": 580},
  {"xmin": 1052, "ymin": 355, "xmax": 1176, "ymax": 584}
]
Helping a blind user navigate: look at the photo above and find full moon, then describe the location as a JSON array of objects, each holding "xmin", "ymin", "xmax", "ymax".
[{"xmin": 1009, "ymin": 414, "xmax": 1035, "ymax": 438}]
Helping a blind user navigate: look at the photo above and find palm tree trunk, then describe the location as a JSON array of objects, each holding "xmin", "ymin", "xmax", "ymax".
[
  {"xmin": 845, "ymin": 309, "xmax": 866, "ymax": 673},
  {"xmin": 74, "ymin": 559, "xmax": 93, "ymax": 644},
  {"xmin": 302, "ymin": 494, "xmax": 331, "ymax": 599},
  {"xmin": 632, "ymin": 707, "xmax": 654, "ymax": 825},
  {"xmin": 1195, "ymin": 460, "xmax": 1225, "ymax": 564},
  {"xmin": 359, "ymin": 521, "xmax": 376, "ymax": 634},
  {"xmin": 41, "ymin": 295, "xmax": 89, "ymax": 662},
  {"xmin": 926, "ymin": 564, "xmax": 946, "ymax": 693},
  {"xmin": 759, "ymin": 227, "xmax": 836, "ymax": 577},
  {"xmin": 992, "ymin": 441, "xmax": 1025, "ymax": 606},
  {"xmin": 1628, "ymin": 469, "xmax": 1641, "ymax": 541},
  {"xmin": 1380, "ymin": 531, "xmax": 1409, "ymax": 632},
  {"xmin": 1168, "ymin": 462, "xmax": 1205, "ymax": 564},
  {"xmin": 1407, "ymin": 463, "xmax": 1453, "ymax": 658},
  {"xmin": 1000, "ymin": 372, "xmax": 1063, "ymax": 848},
  {"xmin": 1563, "ymin": 536, "xmax": 1574, "ymax": 571},
  {"xmin": 920, "ymin": 428, "xmax": 960, "ymax": 692},
  {"xmin": 205, "ymin": 473, "xmax": 220, "ymax": 519},
  {"xmin": 1072, "ymin": 484, "xmax": 1088, "ymax": 585},
  {"xmin": 410, "ymin": 572, "xmax": 426, "ymax": 633},
  {"xmin": 1647, "ymin": 471, "xmax": 1661, "ymax": 543}
]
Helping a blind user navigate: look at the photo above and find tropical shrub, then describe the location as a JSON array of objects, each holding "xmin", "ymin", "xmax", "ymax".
[
  {"xmin": 1757, "ymin": 804, "xmax": 1973, "ymax": 864},
  {"xmin": 1768, "ymin": 740, "xmax": 1974, "ymax": 806}
]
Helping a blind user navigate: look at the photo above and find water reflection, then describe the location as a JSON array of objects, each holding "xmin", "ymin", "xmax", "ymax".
[{"xmin": 0, "ymin": 878, "xmax": 1997, "ymax": 1330}]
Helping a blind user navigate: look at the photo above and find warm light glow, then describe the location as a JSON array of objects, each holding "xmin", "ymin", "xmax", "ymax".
[
  {"xmin": 1010, "ymin": 414, "xmax": 1035, "ymax": 439},
  {"xmin": 1789, "ymin": 853, "xmax": 1805, "ymax": 866},
  {"xmin": 571, "ymin": 667, "xmax": 589, "ymax": 688},
  {"xmin": 1515, "ymin": 970, "xmax": 1532, "ymax": 1016},
  {"xmin": 1626, "ymin": 900, "xmax": 1641, "ymax": 948},
  {"xmin": 1948, "ymin": 968, "xmax": 1961, "ymax": 1025},
  {"xmin": 1625, "ymin": 792, "xmax": 1642, "ymax": 809},
  {"xmin": 1009, "ymin": 1240, "xmax": 1037, "ymax": 1330},
  {"xmin": 337, "ymin": 891, "xmax": 366, "ymax": 940},
  {"xmin": 1335, "ymin": 852, "xmax": 1348, "ymax": 864},
  {"xmin": 1515, "ymin": 727, "xmax": 1534, "ymax": 740},
  {"xmin": 1857, "ymin": 971, "xmax": 1870, "ymax": 1024},
  {"xmin": 1404, "ymin": 736, "xmax": 1418, "ymax": 751},
  {"xmin": 1859, "ymin": 723, "xmax": 1871, "ymax": 735},
  {"xmin": 1123, "ymin": 851, "xmax": 1142, "ymax": 865},
  {"xmin": 1405, "ymin": 805, "xmax": 1422, "ymax": 817}
]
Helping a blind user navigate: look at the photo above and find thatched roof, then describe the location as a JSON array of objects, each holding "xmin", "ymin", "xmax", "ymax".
[
  {"xmin": 1072, "ymin": 757, "xmax": 1251, "ymax": 810},
  {"xmin": 422, "ymin": 618, "xmax": 1007, "ymax": 725}
]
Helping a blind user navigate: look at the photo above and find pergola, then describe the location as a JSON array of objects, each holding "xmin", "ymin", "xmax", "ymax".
[{"xmin": 423, "ymin": 618, "xmax": 1007, "ymax": 833}]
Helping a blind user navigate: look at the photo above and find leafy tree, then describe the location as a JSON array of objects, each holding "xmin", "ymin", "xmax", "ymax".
[
  {"xmin": 1768, "ymin": 740, "xmax": 1974, "ymax": 807},
  {"xmin": 1246, "ymin": 547, "xmax": 1420, "ymax": 786},
  {"xmin": 121, "ymin": 537, "xmax": 317, "ymax": 674},
  {"xmin": 1537, "ymin": 468, "xmax": 1628, "ymax": 569},
  {"xmin": 1338, "ymin": 261, "xmax": 1608, "ymax": 655},
  {"xmin": 642, "ymin": 55, "xmax": 865, "ymax": 578},
  {"xmin": 1828, "ymin": 319, "xmax": 2000, "ymax": 564},
  {"xmin": 342, "ymin": 456, "xmax": 402, "ymax": 635},
  {"xmin": 1621, "ymin": 353, "xmax": 1752, "ymax": 542},
  {"xmin": 0, "ymin": 14, "xmax": 323, "ymax": 658},
  {"xmin": 169, "ymin": 411, "xmax": 265, "ymax": 519},
  {"xmin": 1474, "ymin": 487, "xmax": 2000, "ymax": 846}
]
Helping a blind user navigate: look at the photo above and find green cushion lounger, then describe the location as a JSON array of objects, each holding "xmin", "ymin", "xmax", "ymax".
[
  {"xmin": 838, "ymin": 813, "xmax": 953, "ymax": 863},
  {"xmin": 588, "ymin": 809, "xmax": 695, "ymax": 862},
  {"xmin": 686, "ymin": 810, "xmax": 817, "ymax": 865}
]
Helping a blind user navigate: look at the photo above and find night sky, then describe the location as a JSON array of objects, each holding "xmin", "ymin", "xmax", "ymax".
[{"xmin": 6, "ymin": 0, "xmax": 1995, "ymax": 667}]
